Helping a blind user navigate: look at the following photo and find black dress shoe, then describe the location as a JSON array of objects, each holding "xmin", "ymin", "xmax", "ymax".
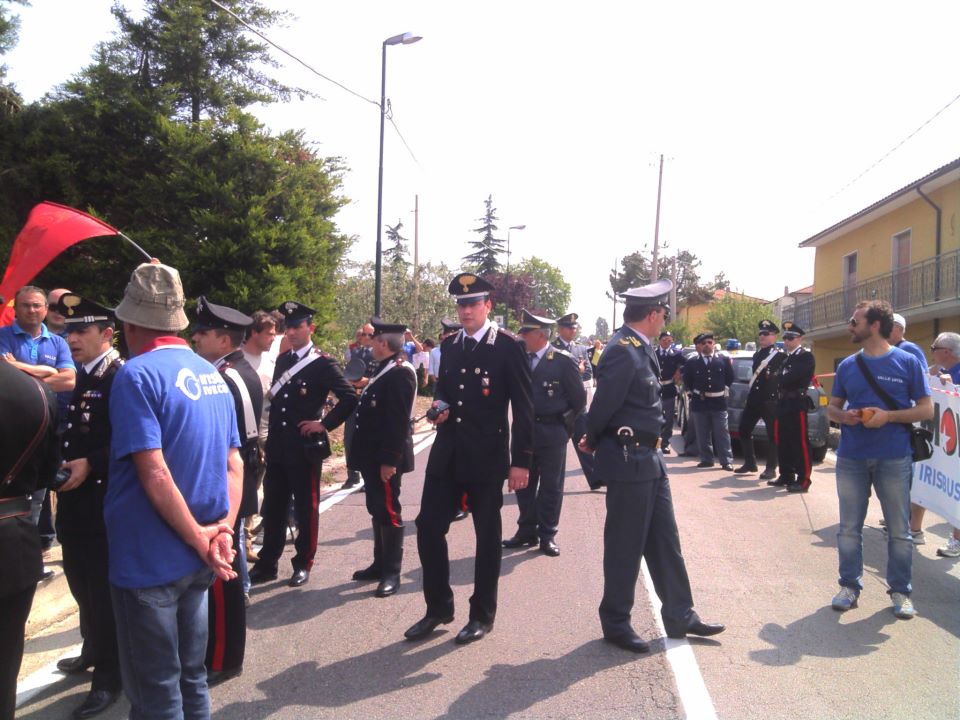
[
  {"xmin": 57, "ymin": 655, "xmax": 93, "ymax": 674},
  {"xmin": 759, "ymin": 468, "xmax": 777, "ymax": 481},
  {"xmin": 288, "ymin": 568, "xmax": 310, "ymax": 587},
  {"xmin": 72, "ymin": 689, "xmax": 119, "ymax": 719},
  {"xmin": 248, "ymin": 565, "xmax": 278, "ymax": 584},
  {"xmin": 452, "ymin": 509, "xmax": 468, "ymax": 521},
  {"xmin": 588, "ymin": 483, "xmax": 606, "ymax": 491},
  {"xmin": 375, "ymin": 576, "xmax": 399, "ymax": 597},
  {"xmin": 767, "ymin": 476, "xmax": 791, "ymax": 487},
  {"xmin": 455, "ymin": 619, "xmax": 493, "ymax": 645},
  {"xmin": 666, "ymin": 620, "xmax": 725, "ymax": 639},
  {"xmin": 695, "ymin": 461, "xmax": 714, "ymax": 468},
  {"xmin": 207, "ymin": 666, "xmax": 242, "ymax": 687},
  {"xmin": 734, "ymin": 465, "xmax": 758, "ymax": 474},
  {"xmin": 787, "ymin": 481, "xmax": 811, "ymax": 493},
  {"xmin": 539, "ymin": 539, "xmax": 560, "ymax": 557},
  {"xmin": 721, "ymin": 464, "xmax": 734, "ymax": 472},
  {"xmin": 502, "ymin": 533, "xmax": 537, "ymax": 549},
  {"xmin": 661, "ymin": 446, "xmax": 672, "ymax": 455},
  {"xmin": 352, "ymin": 564, "xmax": 381, "ymax": 582},
  {"xmin": 404, "ymin": 614, "xmax": 454, "ymax": 640},
  {"xmin": 603, "ymin": 630, "xmax": 650, "ymax": 653}
]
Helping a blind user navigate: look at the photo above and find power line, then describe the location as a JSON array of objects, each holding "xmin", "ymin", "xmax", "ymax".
[{"xmin": 829, "ymin": 88, "xmax": 960, "ymax": 200}]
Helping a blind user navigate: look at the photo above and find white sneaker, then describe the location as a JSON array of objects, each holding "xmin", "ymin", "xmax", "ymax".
[
  {"xmin": 910, "ymin": 530, "xmax": 925, "ymax": 545},
  {"xmin": 831, "ymin": 587, "xmax": 858, "ymax": 611},
  {"xmin": 891, "ymin": 592, "xmax": 916, "ymax": 619},
  {"xmin": 936, "ymin": 537, "xmax": 960, "ymax": 558}
]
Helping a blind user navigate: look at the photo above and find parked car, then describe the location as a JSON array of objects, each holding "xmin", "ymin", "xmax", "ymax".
[{"xmin": 676, "ymin": 350, "xmax": 829, "ymax": 463}]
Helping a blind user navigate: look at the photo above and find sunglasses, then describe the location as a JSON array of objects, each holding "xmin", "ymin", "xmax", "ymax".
[
  {"xmin": 359, "ymin": 333, "xmax": 372, "ymax": 337},
  {"xmin": 758, "ymin": 331, "xmax": 774, "ymax": 337},
  {"xmin": 783, "ymin": 333, "xmax": 800, "ymax": 340}
]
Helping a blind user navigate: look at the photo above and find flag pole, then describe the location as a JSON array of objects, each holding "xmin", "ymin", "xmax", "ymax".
[{"xmin": 118, "ymin": 232, "xmax": 154, "ymax": 262}]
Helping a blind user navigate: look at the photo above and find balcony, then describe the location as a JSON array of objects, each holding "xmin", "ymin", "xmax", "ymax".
[{"xmin": 784, "ymin": 249, "xmax": 960, "ymax": 338}]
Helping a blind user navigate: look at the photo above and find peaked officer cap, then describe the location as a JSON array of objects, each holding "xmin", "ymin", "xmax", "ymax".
[
  {"xmin": 517, "ymin": 309, "xmax": 555, "ymax": 333},
  {"xmin": 758, "ymin": 319, "xmax": 780, "ymax": 334},
  {"xmin": 440, "ymin": 317, "xmax": 462, "ymax": 333},
  {"xmin": 343, "ymin": 356, "xmax": 367, "ymax": 382},
  {"xmin": 659, "ymin": 330, "xmax": 673, "ymax": 339},
  {"xmin": 693, "ymin": 332, "xmax": 715, "ymax": 345},
  {"xmin": 277, "ymin": 301, "xmax": 315, "ymax": 326},
  {"xmin": 556, "ymin": 312, "xmax": 579, "ymax": 328},
  {"xmin": 619, "ymin": 278, "xmax": 673, "ymax": 309},
  {"xmin": 193, "ymin": 296, "xmax": 253, "ymax": 332},
  {"xmin": 781, "ymin": 321, "xmax": 805, "ymax": 337},
  {"xmin": 57, "ymin": 293, "xmax": 114, "ymax": 329},
  {"xmin": 370, "ymin": 317, "xmax": 407, "ymax": 336},
  {"xmin": 448, "ymin": 273, "xmax": 494, "ymax": 304}
]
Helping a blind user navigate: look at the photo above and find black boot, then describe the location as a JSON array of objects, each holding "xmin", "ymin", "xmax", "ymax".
[
  {"xmin": 353, "ymin": 520, "xmax": 383, "ymax": 581},
  {"xmin": 376, "ymin": 525, "xmax": 404, "ymax": 598}
]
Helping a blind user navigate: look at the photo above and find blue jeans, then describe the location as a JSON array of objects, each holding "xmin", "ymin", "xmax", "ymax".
[
  {"xmin": 111, "ymin": 566, "xmax": 214, "ymax": 720},
  {"xmin": 835, "ymin": 455, "xmax": 913, "ymax": 595},
  {"xmin": 691, "ymin": 410, "xmax": 733, "ymax": 466}
]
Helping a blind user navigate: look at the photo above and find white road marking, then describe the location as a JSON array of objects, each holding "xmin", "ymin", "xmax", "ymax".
[{"xmin": 641, "ymin": 560, "xmax": 719, "ymax": 720}]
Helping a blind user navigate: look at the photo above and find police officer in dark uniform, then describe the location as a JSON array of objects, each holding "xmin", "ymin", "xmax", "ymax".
[
  {"xmin": 190, "ymin": 297, "xmax": 264, "ymax": 686},
  {"xmin": 249, "ymin": 302, "xmax": 357, "ymax": 587},
  {"xmin": 0, "ymin": 353, "xmax": 60, "ymax": 719},
  {"xmin": 554, "ymin": 312, "xmax": 601, "ymax": 490},
  {"xmin": 405, "ymin": 273, "xmax": 533, "ymax": 645},
  {"xmin": 344, "ymin": 319, "xmax": 417, "ymax": 598},
  {"xmin": 504, "ymin": 310, "xmax": 586, "ymax": 556},
  {"xmin": 343, "ymin": 322, "xmax": 379, "ymax": 490},
  {"xmin": 734, "ymin": 319, "xmax": 784, "ymax": 480},
  {"xmin": 655, "ymin": 330, "xmax": 686, "ymax": 454},
  {"xmin": 682, "ymin": 333, "xmax": 735, "ymax": 470},
  {"xmin": 54, "ymin": 294, "xmax": 123, "ymax": 718},
  {"xmin": 771, "ymin": 321, "xmax": 816, "ymax": 493},
  {"xmin": 581, "ymin": 280, "xmax": 724, "ymax": 653}
]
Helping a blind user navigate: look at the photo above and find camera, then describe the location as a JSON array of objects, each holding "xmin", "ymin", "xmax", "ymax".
[
  {"xmin": 50, "ymin": 466, "xmax": 72, "ymax": 491},
  {"xmin": 426, "ymin": 400, "xmax": 450, "ymax": 422}
]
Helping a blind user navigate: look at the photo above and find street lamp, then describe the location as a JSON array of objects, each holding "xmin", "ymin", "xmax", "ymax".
[
  {"xmin": 506, "ymin": 224, "xmax": 526, "ymax": 272},
  {"xmin": 375, "ymin": 31, "xmax": 422, "ymax": 317}
]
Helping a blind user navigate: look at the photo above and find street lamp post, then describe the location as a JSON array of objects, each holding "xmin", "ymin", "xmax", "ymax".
[
  {"xmin": 506, "ymin": 224, "xmax": 526, "ymax": 273},
  {"xmin": 375, "ymin": 31, "xmax": 421, "ymax": 318}
]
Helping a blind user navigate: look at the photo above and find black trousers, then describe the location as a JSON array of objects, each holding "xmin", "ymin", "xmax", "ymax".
[
  {"xmin": 61, "ymin": 534, "xmax": 121, "ymax": 692},
  {"xmin": 572, "ymin": 412, "xmax": 600, "ymax": 488},
  {"xmin": 416, "ymin": 474, "xmax": 504, "ymax": 624},
  {"xmin": 359, "ymin": 464, "xmax": 403, "ymax": 528},
  {"xmin": 0, "ymin": 584, "xmax": 36, "ymax": 720},
  {"xmin": 776, "ymin": 410, "xmax": 811, "ymax": 484},
  {"xmin": 738, "ymin": 400, "xmax": 778, "ymax": 471},
  {"xmin": 206, "ymin": 517, "xmax": 246, "ymax": 673},
  {"xmin": 258, "ymin": 457, "xmax": 321, "ymax": 572},
  {"xmin": 660, "ymin": 392, "xmax": 678, "ymax": 447},
  {"xmin": 598, "ymin": 451, "xmax": 696, "ymax": 637},
  {"xmin": 515, "ymin": 440, "xmax": 567, "ymax": 540}
]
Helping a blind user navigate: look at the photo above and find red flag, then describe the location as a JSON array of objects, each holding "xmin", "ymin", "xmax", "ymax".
[{"xmin": 0, "ymin": 202, "xmax": 118, "ymax": 326}]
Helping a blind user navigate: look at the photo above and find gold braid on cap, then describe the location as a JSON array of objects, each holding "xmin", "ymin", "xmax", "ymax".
[
  {"xmin": 62, "ymin": 295, "xmax": 82, "ymax": 317},
  {"xmin": 459, "ymin": 275, "xmax": 477, "ymax": 293}
]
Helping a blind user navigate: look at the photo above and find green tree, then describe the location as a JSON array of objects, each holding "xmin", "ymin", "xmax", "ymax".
[
  {"xmin": 704, "ymin": 293, "xmax": 769, "ymax": 344},
  {"xmin": 595, "ymin": 316, "xmax": 609, "ymax": 340},
  {"xmin": 463, "ymin": 194, "xmax": 504, "ymax": 275},
  {"xmin": 111, "ymin": 0, "xmax": 302, "ymax": 123},
  {"xmin": 663, "ymin": 320, "xmax": 691, "ymax": 346},
  {"xmin": 512, "ymin": 256, "xmax": 571, "ymax": 318},
  {"xmin": 383, "ymin": 220, "xmax": 409, "ymax": 270},
  {"xmin": 0, "ymin": 1, "xmax": 28, "ymax": 113},
  {"xmin": 609, "ymin": 249, "xmax": 726, "ymax": 306}
]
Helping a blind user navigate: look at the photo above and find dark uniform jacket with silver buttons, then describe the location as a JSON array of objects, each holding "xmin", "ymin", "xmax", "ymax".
[
  {"xmin": 348, "ymin": 354, "xmax": 417, "ymax": 473},
  {"xmin": 553, "ymin": 338, "xmax": 593, "ymax": 381},
  {"xmin": 58, "ymin": 350, "xmax": 123, "ymax": 538},
  {"xmin": 656, "ymin": 346, "xmax": 686, "ymax": 400},
  {"xmin": 778, "ymin": 347, "xmax": 815, "ymax": 415},
  {"xmin": 532, "ymin": 348, "xmax": 587, "ymax": 446},
  {"xmin": 426, "ymin": 325, "xmax": 534, "ymax": 483},
  {"xmin": 682, "ymin": 353, "xmax": 733, "ymax": 412},
  {"xmin": 746, "ymin": 345, "xmax": 784, "ymax": 406},
  {"xmin": 266, "ymin": 346, "xmax": 357, "ymax": 457},
  {"xmin": 217, "ymin": 349, "xmax": 264, "ymax": 519}
]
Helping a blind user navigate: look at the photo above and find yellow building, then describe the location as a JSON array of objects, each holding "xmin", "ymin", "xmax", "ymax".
[
  {"xmin": 676, "ymin": 289, "xmax": 771, "ymax": 339},
  {"xmin": 787, "ymin": 157, "xmax": 960, "ymax": 392}
]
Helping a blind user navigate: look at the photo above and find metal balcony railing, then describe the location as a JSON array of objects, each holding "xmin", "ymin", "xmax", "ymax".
[{"xmin": 784, "ymin": 249, "xmax": 960, "ymax": 331}]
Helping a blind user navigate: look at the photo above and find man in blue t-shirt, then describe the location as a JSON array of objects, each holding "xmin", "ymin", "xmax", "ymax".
[
  {"xmin": 826, "ymin": 300, "xmax": 932, "ymax": 621},
  {"xmin": 106, "ymin": 262, "xmax": 242, "ymax": 720}
]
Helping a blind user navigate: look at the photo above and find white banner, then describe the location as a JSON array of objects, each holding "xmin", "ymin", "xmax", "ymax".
[{"xmin": 911, "ymin": 381, "xmax": 960, "ymax": 528}]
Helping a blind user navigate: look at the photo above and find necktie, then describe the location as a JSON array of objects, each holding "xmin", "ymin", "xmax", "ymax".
[
  {"xmin": 528, "ymin": 352, "xmax": 537, "ymax": 369},
  {"xmin": 464, "ymin": 337, "xmax": 477, "ymax": 352}
]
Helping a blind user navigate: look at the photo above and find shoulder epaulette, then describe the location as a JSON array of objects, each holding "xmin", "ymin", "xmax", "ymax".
[
  {"xmin": 618, "ymin": 338, "xmax": 631, "ymax": 346},
  {"xmin": 497, "ymin": 327, "xmax": 519, "ymax": 341}
]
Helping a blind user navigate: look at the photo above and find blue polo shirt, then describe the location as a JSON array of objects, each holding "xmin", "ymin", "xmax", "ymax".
[
  {"xmin": 833, "ymin": 347, "xmax": 930, "ymax": 459},
  {"xmin": 0, "ymin": 320, "xmax": 74, "ymax": 370}
]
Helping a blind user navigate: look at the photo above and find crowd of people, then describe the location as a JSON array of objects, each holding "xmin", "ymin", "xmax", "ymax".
[{"xmin": 0, "ymin": 263, "xmax": 955, "ymax": 719}]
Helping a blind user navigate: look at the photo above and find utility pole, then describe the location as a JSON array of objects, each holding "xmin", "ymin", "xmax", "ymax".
[
  {"xmin": 670, "ymin": 254, "xmax": 678, "ymax": 320},
  {"xmin": 412, "ymin": 195, "xmax": 420, "ymax": 334},
  {"xmin": 611, "ymin": 257, "xmax": 618, "ymax": 330},
  {"xmin": 651, "ymin": 153, "xmax": 664, "ymax": 282}
]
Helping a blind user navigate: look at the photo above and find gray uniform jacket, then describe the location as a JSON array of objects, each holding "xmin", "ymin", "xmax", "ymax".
[{"xmin": 531, "ymin": 348, "xmax": 587, "ymax": 447}]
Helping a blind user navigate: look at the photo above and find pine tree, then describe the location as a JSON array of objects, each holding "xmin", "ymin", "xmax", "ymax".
[{"xmin": 463, "ymin": 194, "xmax": 504, "ymax": 275}]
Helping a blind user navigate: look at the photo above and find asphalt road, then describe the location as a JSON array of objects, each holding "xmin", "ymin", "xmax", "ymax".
[{"xmin": 16, "ymin": 434, "xmax": 960, "ymax": 720}]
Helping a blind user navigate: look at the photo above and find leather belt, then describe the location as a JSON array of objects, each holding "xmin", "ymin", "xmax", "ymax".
[
  {"xmin": 603, "ymin": 427, "xmax": 661, "ymax": 449},
  {"xmin": 535, "ymin": 414, "xmax": 564, "ymax": 424},
  {"xmin": 703, "ymin": 391, "xmax": 725, "ymax": 398},
  {"xmin": 0, "ymin": 496, "xmax": 31, "ymax": 521}
]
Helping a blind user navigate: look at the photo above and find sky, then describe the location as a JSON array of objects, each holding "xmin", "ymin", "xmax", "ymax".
[{"xmin": 6, "ymin": 1, "xmax": 960, "ymax": 335}]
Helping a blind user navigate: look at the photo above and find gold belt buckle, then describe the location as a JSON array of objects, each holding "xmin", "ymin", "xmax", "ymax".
[{"xmin": 655, "ymin": 438, "xmax": 661, "ymax": 449}]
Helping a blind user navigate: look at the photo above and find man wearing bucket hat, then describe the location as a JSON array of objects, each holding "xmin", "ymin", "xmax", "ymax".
[{"xmin": 106, "ymin": 261, "xmax": 243, "ymax": 719}]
